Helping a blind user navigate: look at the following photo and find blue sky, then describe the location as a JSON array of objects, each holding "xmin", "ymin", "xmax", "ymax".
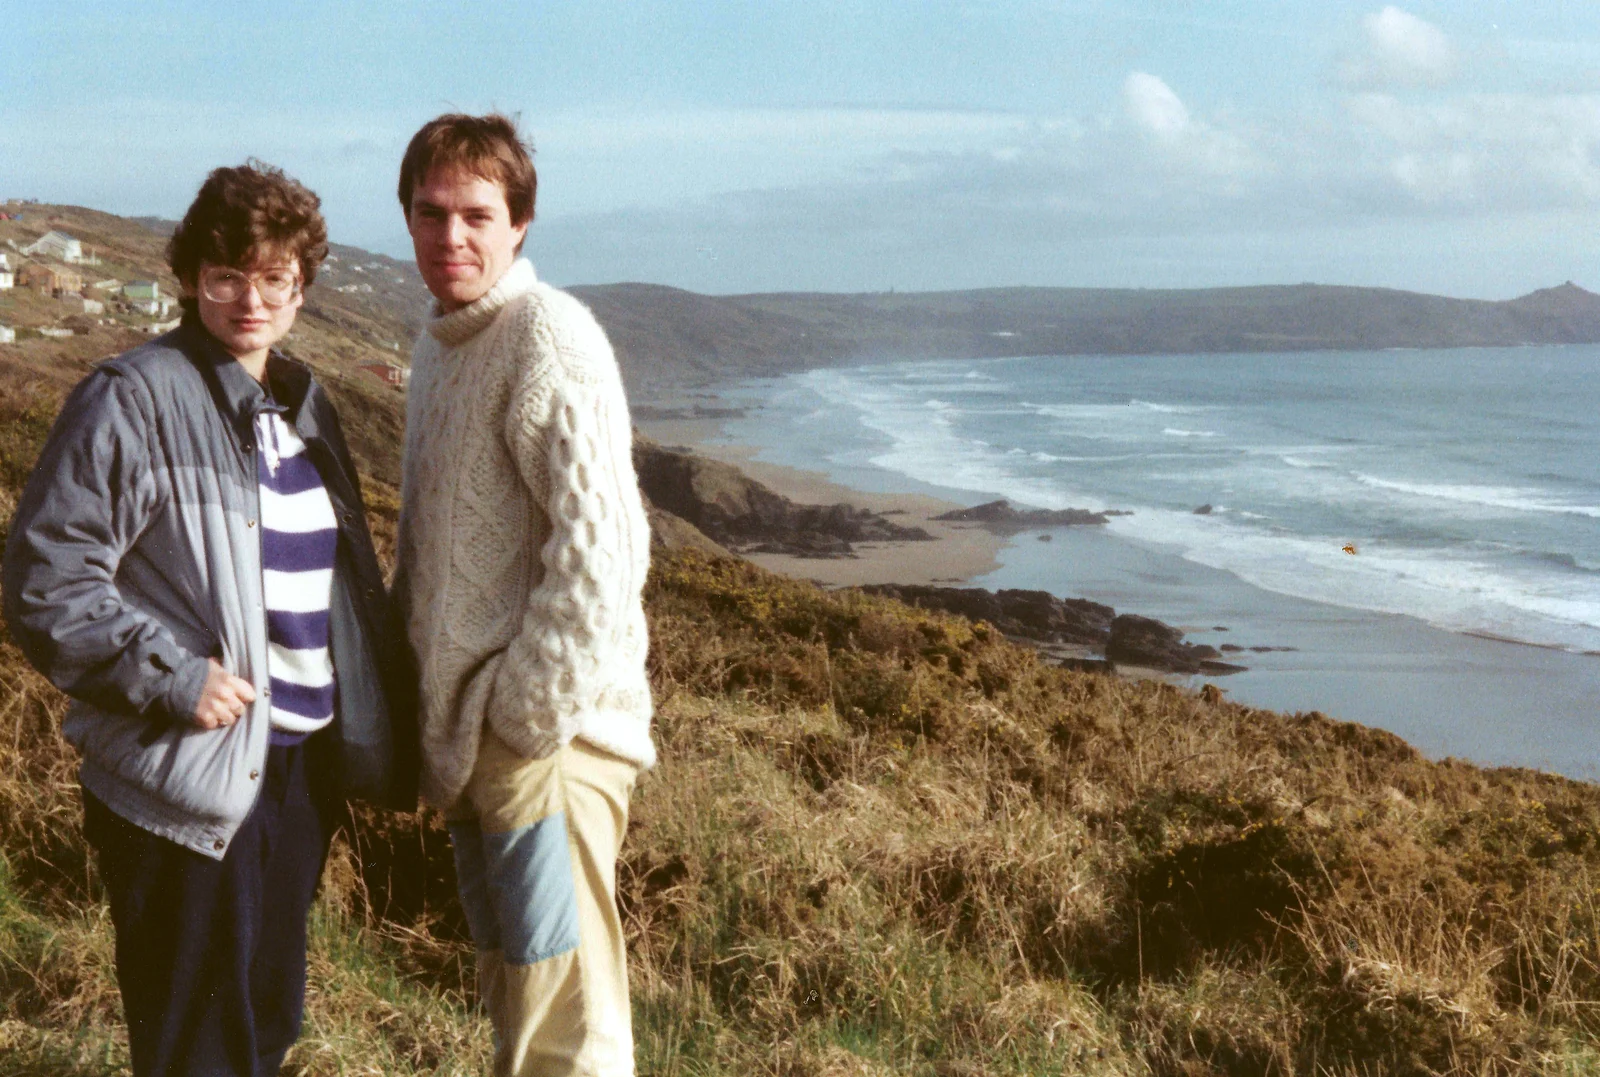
[{"xmin": 6, "ymin": 1, "xmax": 1600, "ymax": 295}]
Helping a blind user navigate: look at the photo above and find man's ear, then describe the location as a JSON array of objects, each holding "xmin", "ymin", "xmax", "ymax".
[{"xmin": 511, "ymin": 218, "xmax": 530, "ymax": 253}]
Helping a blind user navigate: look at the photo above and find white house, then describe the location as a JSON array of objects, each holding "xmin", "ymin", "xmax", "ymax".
[
  {"xmin": 81, "ymin": 297, "xmax": 104, "ymax": 315},
  {"xmin": 0, "ymin": 252, "xmax": 10, "ymax": 269},
  {"xmin": 130, "ymin": 296, "xmax": 175, "ymax": 317},
  {"xmin": 0, "ymin": 325, "xmax": 15, "ymax": 345},
  {"xmin": 23, "ymin": 231, "xmax": 85, "ymax": 264},
  {"xmin": 0, "ymin": 269, "xmax": 12, "ymax": 291}
]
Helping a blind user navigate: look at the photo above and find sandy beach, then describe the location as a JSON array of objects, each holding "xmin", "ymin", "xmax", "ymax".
[{"xmin": 639, "ymin": 414, "xmax": 1007, "ymax": 588}]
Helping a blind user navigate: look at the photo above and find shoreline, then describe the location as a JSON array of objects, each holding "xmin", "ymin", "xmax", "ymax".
[{"xmin": 639, "ymin": 415, "xmax": 1009, "ymax": 588}]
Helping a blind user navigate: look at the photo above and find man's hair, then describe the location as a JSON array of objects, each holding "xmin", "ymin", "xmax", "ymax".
[
  {"xmin": 397, "ymin": 112, "xmax": 537, "ymax": 226},
  {"xmin": 167, "ymin": 161, "xmax": 329, "ymax": 313}
]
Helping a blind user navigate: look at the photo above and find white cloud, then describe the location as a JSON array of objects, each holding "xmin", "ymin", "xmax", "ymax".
[
  {"xmin": 1347, "ymin": 92, "xmax": 1600, "ymax": 207},
  {"xmin": 1348, "ymin": 7, "xmax": 1459, "ymax": 88},
  {"xmin": 1124, "ymin": 71, "xmax": 1190, "ymax": 137},
  {"xmin": 1120, "ymin": 72, "xmax": 1257, "ymax": 181}
]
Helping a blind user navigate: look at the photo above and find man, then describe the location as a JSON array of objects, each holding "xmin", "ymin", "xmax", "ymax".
[
  {"xmin": 395, "ymin": 113, "xmax": 654, "ymax": 1076},
  {"xmin": 3, "ymin": 163, "xmax": 408, "ymax": 1076}
]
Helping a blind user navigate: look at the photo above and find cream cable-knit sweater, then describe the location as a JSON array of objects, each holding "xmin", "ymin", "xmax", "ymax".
[{"xmin": 398, "ymin": 258, "xmax": 654, "ymax": 808}]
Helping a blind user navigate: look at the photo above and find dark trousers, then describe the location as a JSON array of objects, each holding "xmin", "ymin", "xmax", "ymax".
[{"xmin": 84, "ymin": 735, "xmax": 336, "ymax": 1077}]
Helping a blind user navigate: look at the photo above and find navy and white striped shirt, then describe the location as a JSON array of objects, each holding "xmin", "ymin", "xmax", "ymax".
[{"xmin": 256, "ymin": 407, "xmax": 337, "ymax": 739}]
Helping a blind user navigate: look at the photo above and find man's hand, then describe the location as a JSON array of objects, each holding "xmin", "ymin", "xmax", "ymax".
[{"xmin": 194, "ymin": 658, "xmax": 257, "ymax": 730}]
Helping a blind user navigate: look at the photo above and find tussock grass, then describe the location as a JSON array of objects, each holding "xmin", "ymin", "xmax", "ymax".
[{"xmin": 1, "ymin": 406, "xmax": 1599, "ymax": 1071}]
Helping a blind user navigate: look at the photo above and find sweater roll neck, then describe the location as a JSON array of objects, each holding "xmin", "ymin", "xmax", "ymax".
[{"xmin": 426, "ymin": 258, "xmax": 538, "ymax": 347}]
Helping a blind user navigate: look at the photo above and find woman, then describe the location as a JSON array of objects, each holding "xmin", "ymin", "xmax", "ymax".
[{"xmin": 3, "ymin": 162, "xmax": 412, "ymax": 1077}]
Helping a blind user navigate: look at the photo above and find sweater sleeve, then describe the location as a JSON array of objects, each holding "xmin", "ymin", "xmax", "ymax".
[{"xmin": 484, "ymin": 293, "xmax": 651, "ymax": 759}]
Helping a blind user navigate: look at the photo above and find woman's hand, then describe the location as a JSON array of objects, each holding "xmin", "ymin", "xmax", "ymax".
[{"xmin": 194, "ymin": 659, "xmax": 257, "ymax": 729}]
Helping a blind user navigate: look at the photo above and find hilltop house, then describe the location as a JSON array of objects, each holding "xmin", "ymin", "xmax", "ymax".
[
  {"xmin": 80, "ymin": 297, "xmax": 104, "ymax": 316},
  {"xmin": 0, "ymin": 326, "xmax": 14, "ymax": 345},
  {"xmin": 22, "ymin": 231, "xmax": 85, "ymax": 264},
  {"xmin": 0, "ymin": 253, "xmax": 11, "ymax": 290},
  {"xmin": 18, "ymin": 263, "xmax": 85, "ymax": 297}
]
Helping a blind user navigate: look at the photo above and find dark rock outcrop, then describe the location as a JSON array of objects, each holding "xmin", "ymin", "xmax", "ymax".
[
  {"xmin": 645, "ymin": 502, "xmax": 728, "ymax": 555},
  {"xmin": 860, "ymin": 584, "xmax": 1114, "ymax": 647},
  {"xmin": 931, "ymin": 499, "xmax": 1120, "ymax": 530},
  {"xmin": 634, "ymin": 440, "xmax": 933, "ymax": 558},
  {"xmin": 859, "ymin": 585, "xmax": 1247, "ymax": 675},
  {"xmin": 1107, "ymin": 614, "xmax": 1245, "ymax": 675}
]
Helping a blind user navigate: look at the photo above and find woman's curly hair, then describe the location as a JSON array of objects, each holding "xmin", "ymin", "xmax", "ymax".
[{"xmin": 167, "ymin": 160, "xmax": 329, "ymax": 312}]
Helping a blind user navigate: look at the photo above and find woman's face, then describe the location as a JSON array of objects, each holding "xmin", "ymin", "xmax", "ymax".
[{"xmin": 192, "ymin": 258, "xmax": 304, "ymax": 362}]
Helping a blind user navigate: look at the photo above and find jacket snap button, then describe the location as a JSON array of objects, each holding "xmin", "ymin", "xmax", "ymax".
[
  {"xmin": 213, "ymin": 839, "xmax": 226, "ymax": 851},
  {"xmin": 249, "ymin": 770, "xmax": 260, "ymax": 780},
  {"xmin": 365, "ymin": 587, "xmax": 375, "ymax": 599},
  {"xmin": 247, "ymin": 520, "xmax": 256, "ymax": 528}
]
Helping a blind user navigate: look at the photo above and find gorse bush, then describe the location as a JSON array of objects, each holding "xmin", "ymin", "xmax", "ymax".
[{"xmin": 2, "ymin": 383, "xmax": 1600, "ymax": 1071}]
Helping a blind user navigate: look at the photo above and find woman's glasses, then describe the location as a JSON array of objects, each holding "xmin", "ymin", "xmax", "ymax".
[{"xmin": 200, "ymin": 267, "xmax": 302, "ymax": 308}]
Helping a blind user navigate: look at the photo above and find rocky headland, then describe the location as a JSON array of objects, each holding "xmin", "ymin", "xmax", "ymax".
[{"xmin": 633, "ymin": 439, "xmax": 933, "ymax": 558}]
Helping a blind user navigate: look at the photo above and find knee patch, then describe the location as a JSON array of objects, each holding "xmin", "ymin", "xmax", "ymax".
[{"xmin": 451, "ymin": 814, "xmax": 581, "ymax": 965}]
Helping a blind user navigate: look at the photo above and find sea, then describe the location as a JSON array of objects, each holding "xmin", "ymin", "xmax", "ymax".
[{"xmin": 712, "ymin": 346, "xmax": 1600, "ymax": 780}]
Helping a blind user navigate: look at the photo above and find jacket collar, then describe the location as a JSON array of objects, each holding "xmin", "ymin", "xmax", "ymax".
[{"xmin": 177, "ymin": 317, "xmax": 321, "ymax": 448}]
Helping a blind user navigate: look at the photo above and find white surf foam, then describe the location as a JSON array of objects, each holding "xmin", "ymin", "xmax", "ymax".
[
  {"xmin": 1355, "ymin": 475, "xmax": 1600, "ymax": 519},
  {"xmin": 1105, "ymin": 508, "xmax": 1600, "ymax": 653}
]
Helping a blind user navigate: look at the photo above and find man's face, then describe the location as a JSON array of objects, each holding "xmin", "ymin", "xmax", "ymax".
[{"xmin": 407, "ymin": 168, "xmax": 529, "ymax": 313}]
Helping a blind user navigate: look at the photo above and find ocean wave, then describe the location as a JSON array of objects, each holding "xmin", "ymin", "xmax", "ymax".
[
  {"xmin": 1163, "ymin": 428, "xmax": 1219, "ymax": 438},
  {"xmin": 1525, "ymin": 550, "xmax": 1600, "ymax": 574},
  {"xmin": 1354, "ymin": 475, "xmax": 1600, "ymax": 519},
  {"xmin": 1106, "ymin": 508, "xmax": 1600, "ymax": 653},
  {"xmin": 1030, "ymin": 400, "xmax": 1210, "ymax": 421}
]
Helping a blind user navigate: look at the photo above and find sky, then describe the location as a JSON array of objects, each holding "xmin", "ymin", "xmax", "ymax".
[{"xmin": 6, "ymin": 1, "xmax": 1600, "ymax": 296}]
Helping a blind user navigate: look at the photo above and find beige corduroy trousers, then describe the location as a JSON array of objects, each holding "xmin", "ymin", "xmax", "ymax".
[{"xmin": 446, "ymin": 729, "xmax": 639, "ymax": 1076}]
